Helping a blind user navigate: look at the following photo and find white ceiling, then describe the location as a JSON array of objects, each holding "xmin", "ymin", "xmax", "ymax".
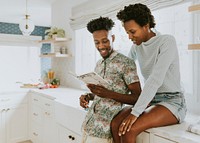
[{"xmin": 0, "ymin": 0, "xmax": 89, "ymax": 27}]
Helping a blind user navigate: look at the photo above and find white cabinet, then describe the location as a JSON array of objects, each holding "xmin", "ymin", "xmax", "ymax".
[
  {"xmin": 29, "ymin": 93, "xmax": 57, "ymax": 143},
  {"xmin": 0, "ymin": 107, "xmax": 6, "ymax": 143},
  {"xmin": 58, "ymin": 125, "xmax": 81, "ymax": 143},
  {"xmin": 55, "ymin": 102, "xmax": 86, "ymax": 136},
  {"xmin": 6, "ymin": 104, "xmax": 28, "ymax": 143},
  {"xmin": 152, "ymin": 135, "xmax": 176, "ymax": 143},
  {"xmin": 0, "ymin": 93, "xmax": 28, "ymax": 143},
  {"xmin": 136, "ymin": 131, "xmax": 150, "ymax": 143},
  {"xmin": 136, "ymin": 132, "xmax": 178, "ymax": 143},
  {"xmin": 55, "ymin": 101, "xmax": 86, "ymax": 143}
]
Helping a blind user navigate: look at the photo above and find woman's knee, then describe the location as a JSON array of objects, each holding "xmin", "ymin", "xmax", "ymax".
[
  {"xmin": 121, "ymin": 128, "xmax": 138, "ymax": 142},
  {"xmin": 111, "ymin": 106, "xmax": 133, "ymax": 135}
]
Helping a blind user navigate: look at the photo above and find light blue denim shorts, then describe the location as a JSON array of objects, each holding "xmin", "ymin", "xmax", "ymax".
[{"xmin": 150, "ymin": 92, "xmax": 187, "ymax": 123}]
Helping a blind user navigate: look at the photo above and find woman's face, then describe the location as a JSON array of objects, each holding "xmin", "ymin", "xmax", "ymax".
[
  {"xmin": 92, "ymin": 30, "xmax": 114, "ymax": 59},
  {"xmin": 123, "ymin": 20, "xmax": 149, "ymax": 45}
]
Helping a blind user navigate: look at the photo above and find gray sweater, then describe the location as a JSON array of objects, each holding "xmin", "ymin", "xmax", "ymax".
[{"xmin": 129, "ymin": 32, "xmax": 182, "ymax": 117}]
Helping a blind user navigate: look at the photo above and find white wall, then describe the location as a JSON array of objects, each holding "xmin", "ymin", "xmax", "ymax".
[
  {"xmin": 51, "ymin": 0, "xmax": 88, "ymax": 89},
  {"xmin": 51, "ymin": 0, "xmax": 200, "ymax": 114},
  {"xmin": 0, "ymin": 34, "xmax": 41, "ymax": 89}
]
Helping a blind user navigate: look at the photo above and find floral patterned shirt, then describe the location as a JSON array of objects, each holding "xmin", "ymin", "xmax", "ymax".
[{"xmin": 82, "ymin": 50, "xmax": 139, "ymax": 139}]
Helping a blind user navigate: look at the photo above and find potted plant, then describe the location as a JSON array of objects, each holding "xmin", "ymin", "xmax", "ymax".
[{"xmin": 45, "ymin": 27, "xmax": 65, "ymax": 39}]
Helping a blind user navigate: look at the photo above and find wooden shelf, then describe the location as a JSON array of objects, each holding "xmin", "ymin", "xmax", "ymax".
[
  {"xmin": 38, "ymin": 37, "xmax": 71, "ymax": 43},
  {"xmin": 188, "ymin": 4, "xmax": 200, "ymax": 12},
  {"xmin": 40, "ymin": 53, "xmax": 71, "ymax": 58},
  {"xmin": 188, "ymin": 44, "xmax": 200, "ymax": 50}
]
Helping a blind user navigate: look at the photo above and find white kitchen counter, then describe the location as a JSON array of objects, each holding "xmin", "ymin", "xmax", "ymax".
[
  {"xmin": 29, "ymin": 87, "xmax": 88, "ymax": 135},
  {"xmin": 4, "ymin": 86, "xmax": 199, "ymax": 143},
  {"xmin": 0, "ymin": 87, "xmax": 29, "ymax": 94},
  {"xmin": 146, "ymin": 113, "xmax": 200, "ymax": 143},
  {"xmin": 30, "ymin": 87, "xmax": 87, "ymax": 109}
]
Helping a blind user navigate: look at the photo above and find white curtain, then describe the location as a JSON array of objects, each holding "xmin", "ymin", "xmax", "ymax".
[{"xmin": 70, "ymin": 0, "xmax": 186, "ymax": 30}]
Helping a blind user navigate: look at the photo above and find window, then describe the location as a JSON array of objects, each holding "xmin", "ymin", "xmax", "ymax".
[
  {"xmin": 0, "ymin": 45, "xmax": 41, "ymax": 88},
  {"xmin": 75, "ymin": 1, "xmax": 199, "ymax": 114},
  {"xmin": 153, "ymin": 2, "xmax": 200, "ymax": 114}
]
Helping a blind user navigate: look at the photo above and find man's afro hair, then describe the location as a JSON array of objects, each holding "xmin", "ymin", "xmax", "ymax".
[{"xmin": 87, "ymin": 17, "xmax": 115, "ymax": 33}]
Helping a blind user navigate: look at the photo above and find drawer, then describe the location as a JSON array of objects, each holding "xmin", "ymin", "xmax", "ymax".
[
  {"xmin": 0, "ymin": 93, "xmax": 27, "ymax": 107},
  {"xmin": 153, "ymin": 135, "xmax": 176, "ymax": 143},
  {"xmin": 30, "ymin": 122, "xmax": 43, "ymax": 143},
  {"xmin": 59, "ymin": 125, "xmax": 81, "ymax": 143},
  {"xmin": 42, "ymin": 97, "xmax": 54, "ymax": 111},
  {"xmin": 31, "ymin": 94, "xmax": 54, "ymax": 111},
  {"xmin": 31, "ymin": 105, "xmax": 43, "ymax": 124},
  {"xmin": 31, "ymin": 94, "xmax": 43, "ymax": 107},
  {"xmin": 55, "ymin": 102, "xmax": 86, "ymax": 135}
]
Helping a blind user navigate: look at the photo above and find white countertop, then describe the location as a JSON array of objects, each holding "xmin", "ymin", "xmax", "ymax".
[
  {"xmin": 146, "ymin": 113, "xmax": 200, "ymax": 143},
  {"xmin": 30, "ymin": 87, "xmax": 88, "ymax": 110},
  {"xmin": 2, "ymin": 86, "xmax": 200, "ymax": 143},
  {"xmin": 0, "ymin": 86, "xmax": 29, "ymax": 94}
]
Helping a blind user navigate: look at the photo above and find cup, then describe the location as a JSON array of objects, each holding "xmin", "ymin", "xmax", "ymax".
[{"xmin": 47, "ymin": 70, "xmax": 54, "ymax": 83}]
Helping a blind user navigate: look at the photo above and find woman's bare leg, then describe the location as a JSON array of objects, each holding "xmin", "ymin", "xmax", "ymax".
[
  {"xmin": 111, "ymin": 106, "xmax": 132, "ymax": 143},
  {"xmin": 111, "ymin": 105, "xmax": 178, "ymax": 143}
]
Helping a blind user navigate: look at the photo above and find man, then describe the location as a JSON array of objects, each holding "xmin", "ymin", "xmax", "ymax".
[{"xmin": 79, "ymin": 17, "xmax": 141, "ymax": 143}]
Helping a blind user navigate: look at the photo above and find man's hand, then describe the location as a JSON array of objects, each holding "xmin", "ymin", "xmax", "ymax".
[
  {"xmin": 79, "ymin": 94, "xmax": 90, "ymax": 108},
  {"xmin": 118, "ymin": 114, "xmax": 137, "ymax": 136},
  {"xmin": 87, "ymin": 84, "xmax": 110, "ymax": 98}
]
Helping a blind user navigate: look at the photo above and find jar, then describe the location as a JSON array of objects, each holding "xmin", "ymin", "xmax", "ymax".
[{"xmin": 60, "ymin": 47, "xmax": 66, "ymax": 54}]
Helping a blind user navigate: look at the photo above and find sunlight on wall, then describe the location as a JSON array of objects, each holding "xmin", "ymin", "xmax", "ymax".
[{"xmin": 0, "ymin": 46, "xmax": 41, "ymax": 88}]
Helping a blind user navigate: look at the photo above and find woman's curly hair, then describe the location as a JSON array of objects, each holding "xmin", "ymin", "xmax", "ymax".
[
  {"xmin": 117, "ymin": 3, "xmax": 156, "ymax": 28},
  {"xmin": 87, "ymin": 17, "xmax": 115, "ymax": 33}
]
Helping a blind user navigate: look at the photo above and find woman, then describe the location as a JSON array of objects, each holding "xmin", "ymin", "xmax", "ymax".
[{"xmin": 111, "ymin": 3, "xmax": 187, "ymax": 143}]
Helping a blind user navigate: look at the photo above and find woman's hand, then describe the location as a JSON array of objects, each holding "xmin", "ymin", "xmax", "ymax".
[
  {"xmin": 87, "ymin": 84, "xmax": 110, "ymax": 98},
  {"xmin": 118, "ymin": 114, "xmax": 137, "ymax": 136}
]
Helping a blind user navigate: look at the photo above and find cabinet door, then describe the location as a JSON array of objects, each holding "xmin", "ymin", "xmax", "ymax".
[
  {"xmin": 136, "ymin": 131, "xmax": 150, "ymax": 143},
  {"xmin": 30, "ymin": 93, "xmax": 57, "ymax": 143},
  {"xmin": 42, "ymin": 96, "xmax": 56, "ymax": 143},
  {"xmin": 6, "ymin": 104, "xmax": 28, "ymax": 143},
  {"xmin": 30, "ymin": 122, "xmax": 43, "ymax": 143},
  {"xmin": 59, "ymin": 125, "xmax": 81, "ymax": 143},
  {"xmin": 30, "ymin": 94, "xmax": 43, "ymax": 143},
  {"xmin": 0, "ymin": 108, "xmax": 6, "ymax": 143},
  {"xmin": 153, "ymin": 135, "xmax": 176, "ymax": 143},
  {"xmin": 43, "ymin": 117, "xmax": 56, "ymax": 143}
]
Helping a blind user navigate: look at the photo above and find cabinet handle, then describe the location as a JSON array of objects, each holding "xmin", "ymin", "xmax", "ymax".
[
  {"xmin": 33, "ymin": 113, "xmax": 38, "ymax": 116},
  {"xmin": 1, "ymin": 109, "xmax": 6, "ymax": 112},
  {"xmin": 45, "ymin": 103, "xmax": 51, "ymax": 106},
  {"xmin": 1, "ymin": 98, "xmax": 10, "ymax": 102},
  {"xmin": 33, "ymin": 98, "xmax": 38, "ymax": 102},
  {"xmin": 33, "ymin": 132, "xmax": 38, "ymax": 136},
  {"xmin": 68, "ymin": 135, "xmax": 75, "ymax": 140},
  {"xmin": 45, "ymin": 112, "xmax": 50, "ymax": 116},
  {"xmin": 0, "ymin": 108, "xmax": 10, "ymax": 112}
]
